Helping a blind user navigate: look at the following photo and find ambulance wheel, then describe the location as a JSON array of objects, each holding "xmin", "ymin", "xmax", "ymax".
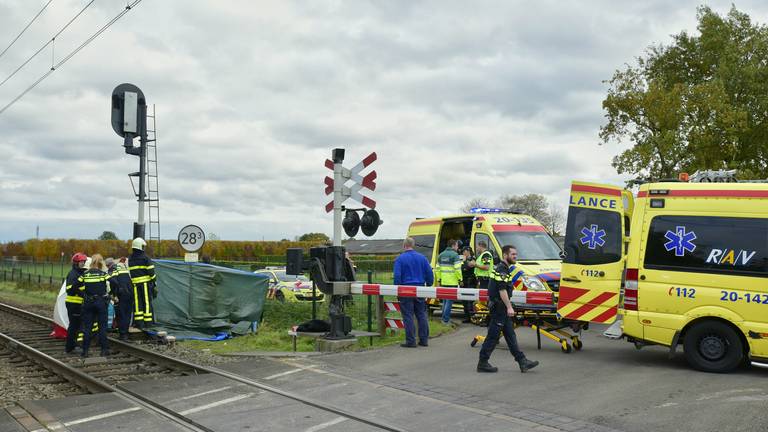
[
  {"xmin": 572, "ymin": 338, "xmax": 583, "ymax": 350},
  {"xmin": 561, "ymin": 341, "xmax": 572, "ymax": 353},
  {"xmin": 683, "ymin": 320, "xmax": 743, "ymax": 373}
]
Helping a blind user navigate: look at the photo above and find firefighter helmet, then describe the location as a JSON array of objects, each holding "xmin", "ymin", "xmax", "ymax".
[{"xmin": 71, "ymin": 252, "xmax": 87, "ymax": 264}]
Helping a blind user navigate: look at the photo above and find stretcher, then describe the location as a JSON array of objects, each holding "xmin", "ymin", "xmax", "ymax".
[{"xmin": 469, "ymin": 298, "xmax": 587, "ymax": 353}]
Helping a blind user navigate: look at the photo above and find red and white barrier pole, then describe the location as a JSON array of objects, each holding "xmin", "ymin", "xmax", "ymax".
[{"xmin": 350, "ymin": 283, "xmax": 554, "ymax": 306}]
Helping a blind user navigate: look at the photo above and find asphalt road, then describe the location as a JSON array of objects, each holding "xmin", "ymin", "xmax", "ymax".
[{"xmin": 308, "ymin": 322, "xmax": 768, "ymax": 432}]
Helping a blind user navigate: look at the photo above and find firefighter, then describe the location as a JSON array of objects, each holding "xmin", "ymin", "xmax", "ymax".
[
  {"xmin": 128, "ymin": 238, "xmax": 156, "ymax": 328},
  {"xmin": 460, "ymin": 246, "xmax": 477, "ymax": 323},
  {"xmin": 477, "ymin": 245, "xmax": 539, "ymax": 373},
  {"xmin": 474, "ymin": 241, "xmax": 493, "ymax": 290},
  {"xmin": 64, "ymin": 252, "xmax": 87, "ymax": 354},
  {"xmin": 437, "ymin": 239, "xmax": 463, "ymax": 324},
  {"xmin": 110, "ymin": 258, "xmax": 133, "ymax": 341},
  {"xmin": 74, "ymin": 254, "xmax": 117, "ymax": 358}
]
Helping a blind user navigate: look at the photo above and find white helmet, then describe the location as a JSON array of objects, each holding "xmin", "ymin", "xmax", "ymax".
[{"xmin": 132, "ymin": 237, "xmax": 147, "ymax": 250}]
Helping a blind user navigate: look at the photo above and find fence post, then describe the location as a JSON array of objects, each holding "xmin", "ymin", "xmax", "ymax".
[
  {"xmin": 377, "ymin": 295, "xmax": 386, "ymax": 336},
  {"xmin": 367, "ymin": 270, "xmax": 373, "ymax": 346}
]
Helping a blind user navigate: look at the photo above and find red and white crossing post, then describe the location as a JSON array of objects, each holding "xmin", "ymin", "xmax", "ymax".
[{"xmin": 324, "ymin": 149, "xmax": 378, "ymax": 245}]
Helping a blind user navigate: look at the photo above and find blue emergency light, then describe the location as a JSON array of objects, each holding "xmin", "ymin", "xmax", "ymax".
[{"xmin": 469, "ymin": 207, "xmax": 521, "ymax": 214}]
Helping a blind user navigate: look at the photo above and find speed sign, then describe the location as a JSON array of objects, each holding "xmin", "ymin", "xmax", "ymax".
[{"xmin": 178, "ymin": 224, "xmax": 205, "ymax": 252}]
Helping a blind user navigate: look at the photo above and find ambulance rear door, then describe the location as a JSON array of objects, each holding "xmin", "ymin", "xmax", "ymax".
[{"xmin": 558, "ymin": 181, "xmax": 628, "ymax": 324}]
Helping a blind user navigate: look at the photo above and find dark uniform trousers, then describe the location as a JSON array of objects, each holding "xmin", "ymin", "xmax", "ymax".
[
  {"xmin": 64, "ymin": 303, "xmax": 82, "ymax": 352},
  {"xmin": 82, "ymin": 296, "xmax": 109, "ymax": 353},
  {"xmin": 478, "ymin": 302, "xmax": 525, "ymax": 362},
  {"xmin": 116, "ymin": 293, "xmax": 133, "ymax": 336}
]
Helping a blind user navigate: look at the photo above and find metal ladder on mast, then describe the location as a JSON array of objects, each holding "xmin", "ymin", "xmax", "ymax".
[{"xmin": 146, "ymin": 104, "xmax": 161, "ymax": 255}]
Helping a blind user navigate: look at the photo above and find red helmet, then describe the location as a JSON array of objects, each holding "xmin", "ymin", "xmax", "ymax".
[{"xmin": 71, "ymin": 252, "xmax": 87, "ymax": 264}]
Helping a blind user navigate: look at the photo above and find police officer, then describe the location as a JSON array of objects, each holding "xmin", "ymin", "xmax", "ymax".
[
  {"xmin": 74, "ymin": 254, "xmax": 117, "ymax": 358},
  {"xmin": 477, "ymin": 245, "xmax": 539, "ymax": 373},
  {"xmin": 437, "ymin": 239, "xmax": 463, "ymax": 324},
  {"xmin": 460, "ymin": 246, "xmax": 477, "ymax": 323},
  {"xmin": 64, "ymin": 252, "xmax": 87, "ymax": 354},
  {"xmin": 110, "ymin": 258, "xmax": 133, "ymax": 341},
  {"xmin": 128, "ymin": 238, "xmax": 156, "ymax": 328}
]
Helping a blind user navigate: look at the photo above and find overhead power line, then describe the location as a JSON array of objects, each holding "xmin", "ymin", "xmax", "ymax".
[
  {"xmin": 0, "ymin": 0, "xmax": 56, "ymax": 61},
  {"xmin": 0, "ymin": 0, "xmax": 144, "ymax": 116},
  {"xmin": 0, "ymin": 0, "xmax": 95, "ymax": 89}
]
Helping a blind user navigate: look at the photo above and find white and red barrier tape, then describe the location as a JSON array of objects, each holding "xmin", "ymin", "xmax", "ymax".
[{"xmin": 350, "ymin": 283, "xmax": 554, "ymax": 306}]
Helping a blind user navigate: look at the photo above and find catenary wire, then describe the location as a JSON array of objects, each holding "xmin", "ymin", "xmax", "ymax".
[
  {"xmin": 0, "ymin": 0, "xmax": 55, "ymax": 61},
  {"xmin": 0, "ymin": 0, "xmax": 96, "ymax": 89},
  {"xmin": 0, "ymin": 0, "xmax": 143, "ymax": 116}
]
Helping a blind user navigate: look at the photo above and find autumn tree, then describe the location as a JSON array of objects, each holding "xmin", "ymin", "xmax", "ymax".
[{"xmin": 601, "ymin": 6, "xmax": 768, "ymax": 179}]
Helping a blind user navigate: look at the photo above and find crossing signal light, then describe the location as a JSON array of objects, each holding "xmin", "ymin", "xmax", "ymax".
[
  {"xmin": 360, "ymin": 209, "xmax": 382, "ymax": 236},
  {"xmin": 342, "ymin": 210, "xmax": 360, "ymax": 237}
]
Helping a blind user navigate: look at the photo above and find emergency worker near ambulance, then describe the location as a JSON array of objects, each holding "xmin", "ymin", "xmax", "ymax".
[
  {"xmin": 460, "ymin": 246, "xmax": 477, "ymax": 323},
  {"xmin": 64, "ymin": 252, "xmax": 88, "ymax": 354},
  {"xmin": 477, "ymin": 245, "xmax": 539, "ymax": 373},
  {"xmin": 437, "ymin": 239, "xmax": 463, "ymax": 324},
  {"xmin": 128, "ymin": 238, "xmax": 157, "ymax": 328},
  {"xmin": 474, "ymin": 241, "xmax": 493, "ymax": 290}
]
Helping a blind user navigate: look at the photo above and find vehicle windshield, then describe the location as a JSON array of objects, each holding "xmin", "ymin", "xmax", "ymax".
[
  {"xmin": 275, "ymin": 271, "xmax": 309, "ymax": 282},
  {"xmin": 494, "ymin": 231, "xmax": 562, "ymax": 261}
]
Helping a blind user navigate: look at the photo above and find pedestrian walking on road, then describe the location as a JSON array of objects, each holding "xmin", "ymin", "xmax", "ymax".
[
  {"xmin": 477, "ymin": 245, "xmax": 539, "ymax": 373},
  {"xmin": 394, "ymin": 238, "xmax": 434, "ymax": 348},
  {"xmin": 64, "ymin": 252, "xmax": 87, "ymax": 354},
  {"xmin": 74, "ymin": 254, "xmax": 117, "ymax": 358},
  {"xmin": 437, "ymin": 239, "xmax": 462, "ymax": 324}
]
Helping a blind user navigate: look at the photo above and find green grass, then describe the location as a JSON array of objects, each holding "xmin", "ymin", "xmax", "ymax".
[{"xmin": 0, "ymin": 282, "xmax": 59, "ymax": 306}]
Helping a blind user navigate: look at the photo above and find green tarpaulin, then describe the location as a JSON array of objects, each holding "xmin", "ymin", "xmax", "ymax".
[{"xmin": 152, "ymin": 260, "xmax": 269, "ymax": 339}]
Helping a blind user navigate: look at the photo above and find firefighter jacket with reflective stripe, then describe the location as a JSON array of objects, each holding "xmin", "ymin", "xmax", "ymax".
[
  {"xmin": 128, "ymin": 250, "xmax": 156, "ymax": 285},
  {"xmin": 487, "ymin": 261, "xmax": 524, "ymax": 302},
  {"xmin": 474, "ymin": 250, "xmax": 493, "ymax": 278},
  {"xmin": 75, "ymin": 269, "xmax": 117, "ymax": 298},
  {"xmin": 437, "ymin": 248, "xmax": 462, "ymax": 286},
  {"xmin": 65, "ymin": 266, "xmax": 85, "ymax": 304},
  {"xmin": 109, "ymin": 268, "xmax": 133, "ymax": 297}
]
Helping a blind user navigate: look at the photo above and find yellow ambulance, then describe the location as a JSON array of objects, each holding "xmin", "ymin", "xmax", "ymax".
[
  {"xmin": 559, "ymin": 174, "xmax": 768, "ymax": 372},
  {"xmin": 405, "ymin": 208, "xmax": 563, "ymax": 299}
]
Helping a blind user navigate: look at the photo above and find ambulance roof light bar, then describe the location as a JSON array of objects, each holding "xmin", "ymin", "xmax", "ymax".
[{"xmin": 469, "ymin": 207, "xmax": 523, "ymax": 214}]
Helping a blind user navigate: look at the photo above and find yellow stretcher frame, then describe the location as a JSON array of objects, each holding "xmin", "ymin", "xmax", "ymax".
[{"xmin": 469, "ymin": 301, "xmax": 586, "ymax": 353}]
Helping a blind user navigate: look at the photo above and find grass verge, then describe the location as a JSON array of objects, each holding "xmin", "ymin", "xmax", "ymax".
[{"xmin": 0, "ymin": 282, "xmax": 58, "ymax": 306}]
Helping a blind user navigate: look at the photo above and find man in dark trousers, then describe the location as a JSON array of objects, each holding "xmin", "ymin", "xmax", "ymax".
[
  {"xmin": 460, "ymin": 246, "xmax": 477, "ymax": 323},
  {"xmin": 394, "ymin": 237, "xmax": 434, "ymax": 348},
  {"xmin": 477, "ymin": 245, "xmax": 539, "ymax": 373},
  {"xmin": 128, "ymin": 238, "xmax": 157, "ymax": 328},
  {"xmin": 74, "ymin": 254, "xmax": 118, "ymax": 358},
  {"xmin": 64, "ymin": 252, "xmax": 87, "ymax": 354}
]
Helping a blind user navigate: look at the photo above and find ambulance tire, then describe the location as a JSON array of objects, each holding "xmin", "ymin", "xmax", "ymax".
[{"xmin": 683, "ymin": 321, "xmax": 743, "ymax": 373}]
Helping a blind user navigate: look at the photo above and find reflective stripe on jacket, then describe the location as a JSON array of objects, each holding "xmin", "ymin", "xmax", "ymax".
[{"xmin": 437, "ymin": 248, "xmax": 462, "ymax": 286}]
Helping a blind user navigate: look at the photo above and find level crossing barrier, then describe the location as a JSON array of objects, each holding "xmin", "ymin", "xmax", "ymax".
[{"xmin": 350, "ymin": 283, "xmax": 554, "ymax": 306}]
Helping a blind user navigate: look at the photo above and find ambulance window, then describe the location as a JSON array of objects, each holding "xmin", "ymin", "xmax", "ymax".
[
  {"xmin": 475, "ymin": 233, "xmax": 491, "ymax": 254},
  {"xmin": 563, "ymin": 207, "xmax": 622, "ymax": 265},
  {"xmin": 644, "ymin": 216, "xmax": 768, "ymax": 276},
  {"xmin": 411, "ymin": 235, "xmax": 436, "ymax": 261}
]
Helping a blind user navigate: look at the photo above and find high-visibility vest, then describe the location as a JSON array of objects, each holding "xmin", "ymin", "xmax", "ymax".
[
  {"xmin": 437, "ymin": 248, "xmax": 462, "ymax": 286},
  {"xmin": 474, "ymin": 250, "xmax": 493, "ymax": 278}
]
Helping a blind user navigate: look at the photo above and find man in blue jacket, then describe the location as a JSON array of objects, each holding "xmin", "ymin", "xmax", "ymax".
[{"xmin": 394, "ymin": 237, "xmax": 434, "ymax": 348}]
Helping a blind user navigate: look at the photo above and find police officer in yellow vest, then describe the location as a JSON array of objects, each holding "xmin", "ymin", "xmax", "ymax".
[
  {"xmin": 74, "ymin": 254, "xmax": 117, "ymax": 358},
  {"xmin": 474, "ymin": 241, "xmax": 493, "ymax": 290},
  {"xmin": 437, "ymin": 239, "xmax": 463, "ymax": 324},
  {"xmin": 128, "ymin": 238, "xmax": 157, "ymax": 328}
]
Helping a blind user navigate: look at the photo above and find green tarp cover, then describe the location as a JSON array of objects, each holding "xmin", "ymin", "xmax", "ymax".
[{"xmin": 152, "ymin": 260, "xmax": 269, "ymax": 338}]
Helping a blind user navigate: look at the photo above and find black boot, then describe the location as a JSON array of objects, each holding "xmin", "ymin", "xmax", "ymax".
[
  {"xmin": 477, "ymin": 360, "xmax": 498, "ymax": 373},
  {"xmin": 518, "ymin": 358, "xmax": 539, "ymax": 373}
]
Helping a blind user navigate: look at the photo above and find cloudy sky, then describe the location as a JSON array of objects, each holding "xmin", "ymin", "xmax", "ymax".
[{"xmin": 0, "ymin": 0, "xmax": 765, "ymax": 242}]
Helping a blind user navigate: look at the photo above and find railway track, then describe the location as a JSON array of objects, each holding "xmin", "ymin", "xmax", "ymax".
[{"xmin": 0, "ymin": 302, "xmax": 406, "ymax": 432}]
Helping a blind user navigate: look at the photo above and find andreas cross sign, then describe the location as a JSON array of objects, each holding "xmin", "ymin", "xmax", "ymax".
[{"xmin": 324, "ymin": 149, "xmax": 380, "ymax": 245}]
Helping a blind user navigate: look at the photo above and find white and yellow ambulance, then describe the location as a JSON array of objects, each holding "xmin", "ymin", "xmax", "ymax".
[
  {"xmin": 406, "ymin": 208, "xmax": 562, "ymax": 297},
  {"xmin": 560, "ymin": 173, "xmax": 768, "ymax": 372}
]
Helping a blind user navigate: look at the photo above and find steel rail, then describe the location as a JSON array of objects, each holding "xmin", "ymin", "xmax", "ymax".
[{"xmin": 0, "ymin": 302, "xmax": 407, "ymax": 432}]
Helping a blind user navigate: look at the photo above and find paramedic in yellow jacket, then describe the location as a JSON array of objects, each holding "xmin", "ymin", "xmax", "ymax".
[
  {"xmin": 437, "ymin": 239, "xmax": 463, "ymax": 324},
  {"xmin": 128, "ymin": 238, "xmax": 157, "ymax": 328}
]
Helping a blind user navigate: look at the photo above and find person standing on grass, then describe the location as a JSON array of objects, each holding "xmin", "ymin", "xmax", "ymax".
[{"xmin": 393, "ymin": 237, "xmax": 434, "ymax": 348}]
